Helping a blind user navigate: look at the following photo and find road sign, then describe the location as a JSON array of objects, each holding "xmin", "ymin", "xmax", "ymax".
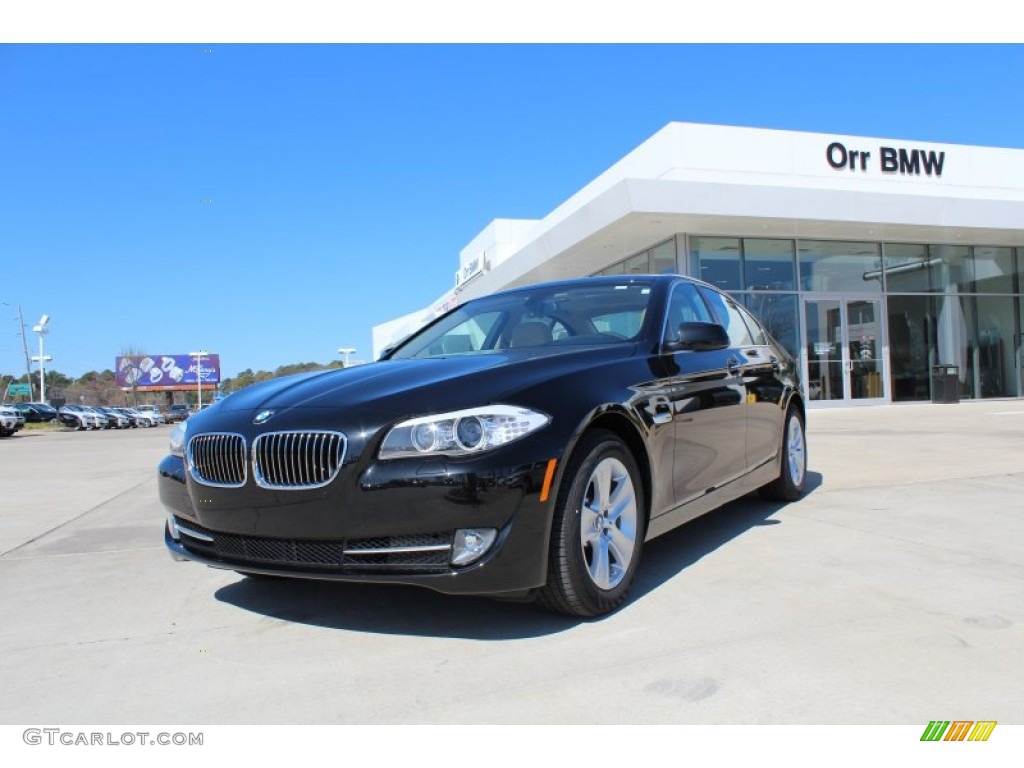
[{"xmin": 6, "ymin": 383, "xmax": 31, "ymax": 396}]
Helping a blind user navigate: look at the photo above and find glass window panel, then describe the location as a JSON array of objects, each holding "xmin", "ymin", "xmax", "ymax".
[
  {"xmin": 883, "ymin": 243, "xmax": 931, "ymax": 292},
  {"xmin": 623, "ymin": 252, "xmax": 650, "ymax": 275},
  {"xmin": 743, "ymin": 239, "xmax": 795, "ymax": 291},
  {"xmin": 651, "ymin": 239, "xmax": 677, "ymax": 274},
  {"xmin": 846, "ymin": 299, "xmax": 885, "ymax": 400},
  {"xmin": 691, "ymin": 236, "xmax": 742, "ymax": 291},
  {"xmin": 597, "ymin": 261, "xmax": 624, "ymax": 276},
  {"xmin": 972, "ymin": 246, "xmax": 1015, "ymax": 294},
  {"xmin": 930, "ymin": 245, "xmax": 974, "ymax": 293},
  {"xmin": 1018, "ymin": 293, "xmax": 1024, "ymax": 396},
  {"xmin": 804, "ymin": 299, "xmax": 844, "ymax": 401},
  {"xmin": 935, "ymin": 290, "xmax": 976, "ymax": 399},
  {"xmin": 972, "ymin": 296, "xmax": 1017, "ymax": 397},
  {"xmin": 798, "ymin": 240, "xmax": 883, "ymax": 293},
  {"xmin": 886, "ymin": 295, "xmax": 936, "ymax": 401},
  {"xmin": 740, "ymin": 293, "xmax": 799, "ymax": 360}
]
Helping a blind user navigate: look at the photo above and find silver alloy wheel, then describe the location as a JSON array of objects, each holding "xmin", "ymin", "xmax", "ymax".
[
  {"xmin": 579, "ymin": 456, "xmax": 638, "ymax": 590},
  {"xmin": 787, "ymin": 416, "xmax": 806, "ymax": 487}
]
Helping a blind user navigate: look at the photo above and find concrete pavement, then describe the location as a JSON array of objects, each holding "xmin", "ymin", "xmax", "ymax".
[{"xmin": 1, "ymin": 400, "xmax": 1021, "ymax": 724}]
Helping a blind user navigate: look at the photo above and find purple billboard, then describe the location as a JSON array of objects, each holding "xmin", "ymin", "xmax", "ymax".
[{"xmin": 116, "ymin": 354, "xmax": 221, "ymax": 390}]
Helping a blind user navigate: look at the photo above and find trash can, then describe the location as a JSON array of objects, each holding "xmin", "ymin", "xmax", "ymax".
[{"xmin": 931, "ymin": 365, "xmax": 959, "ymax": 404}]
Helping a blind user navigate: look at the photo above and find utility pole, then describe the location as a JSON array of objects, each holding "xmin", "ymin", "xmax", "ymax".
[{"xmin": 17, "ymin": 305, "xmax": 35, "ymax": 400}]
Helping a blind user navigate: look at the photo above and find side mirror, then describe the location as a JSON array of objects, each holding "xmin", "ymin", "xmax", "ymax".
[{"xmin": 663, "ymin": 322, "xmax": 730, "ymax": 352}]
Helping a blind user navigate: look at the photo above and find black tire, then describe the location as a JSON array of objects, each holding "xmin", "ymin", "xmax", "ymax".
[
  {"xmin": 536, "ymin": 429, "xmax": 646, "ymax": 618},
  {"xmin": 760, "ymin": 404, "xmax": 807, "ymax": 502}
]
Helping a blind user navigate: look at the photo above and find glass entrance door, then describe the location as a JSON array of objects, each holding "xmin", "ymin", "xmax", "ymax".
[{"xmin": 803, "ymin": 296, "xmax": 887, "ymax": 404}]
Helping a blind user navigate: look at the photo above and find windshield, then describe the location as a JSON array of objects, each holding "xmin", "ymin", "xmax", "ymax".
[{"xmin": 390, "ymin": 280, "xmax": 654, "ymax": 360}]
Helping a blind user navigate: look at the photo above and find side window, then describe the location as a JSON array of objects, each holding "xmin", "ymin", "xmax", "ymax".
[
  {"xmin": 662, "ymin": 282, "xmax": 714, "ymax": 343},
  {"xmin": 696, "ymin": 286, "xmax": 754, "ymax": 347}
]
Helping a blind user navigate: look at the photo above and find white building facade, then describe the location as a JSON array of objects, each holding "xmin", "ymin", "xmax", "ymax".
[{"xmin": 374, "ymin": 123, "xmax": 1024, "ymax": 406}]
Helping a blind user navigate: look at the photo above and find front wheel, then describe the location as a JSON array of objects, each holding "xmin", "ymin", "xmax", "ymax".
[
  {"xmin": 536, "ymin": 430, "xmax": 645, "ymax": 618},
  {"xmin": 760, "ymin": 405, "xmax": 806, "ymax": 502}
]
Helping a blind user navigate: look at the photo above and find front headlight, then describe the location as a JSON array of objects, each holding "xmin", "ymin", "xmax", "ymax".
[
  {"xmin": 378, "ymin": 405, "xmax": 550, "ymax": 459},
  {"xmin": 169, "ymin": 421, "xmax": 188, "ymax": 457}
]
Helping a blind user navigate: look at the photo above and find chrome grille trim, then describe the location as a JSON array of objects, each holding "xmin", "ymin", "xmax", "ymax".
[
  {"xmin": 342, "ymin": 544, "xmax": 451, "ymax": 555},
  {"xmin": 187, "ymin": 433, "xmax": 248, "ymax": 488},
  {"xmin": 174, "ymin": 523, "xmax": 214, "ymax": 542},
  {"xmin": 252, "ymin": 430, "xmax": 346, "ymax": 490}
]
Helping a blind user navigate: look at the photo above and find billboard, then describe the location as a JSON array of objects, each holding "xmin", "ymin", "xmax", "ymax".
[{"xmin": 116, "ymin": 354, "xmax": 221, "ymax": 391}]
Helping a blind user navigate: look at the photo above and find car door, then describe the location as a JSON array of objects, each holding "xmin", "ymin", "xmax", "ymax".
[
  {"xmin": 696, "ymin": 286, "xmax": 783, "ymax": 473},
  {"xmin": 732, "ymin": 302, "xmax": 789, "ymax": 470},
  {"xmin": 661, "ymin": 281, "xmax": 748, "ymax": 506}
]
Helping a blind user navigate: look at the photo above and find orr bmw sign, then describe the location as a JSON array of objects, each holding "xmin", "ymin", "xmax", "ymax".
[{"xmin": 826, "ymin": 140, "xmax": 946, "ymax": 177}]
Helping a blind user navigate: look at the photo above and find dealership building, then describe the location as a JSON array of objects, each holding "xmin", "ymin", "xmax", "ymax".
[{"xmin": 373, "ymin": 123, "xmax": 1024, "ymax": 406}]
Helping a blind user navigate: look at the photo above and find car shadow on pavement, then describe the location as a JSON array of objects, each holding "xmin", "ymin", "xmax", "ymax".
[
  {"xmin": 214, "ymin": 470, "xmax": 822, "ymax": 640},
  {"xmin": 629, "ymin": 470, "xmax": 823, "ymax": 605}
]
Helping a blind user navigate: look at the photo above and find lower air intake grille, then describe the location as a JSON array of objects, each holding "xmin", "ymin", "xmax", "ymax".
[{"xmin": 173, "ymin": 517, "xmax": 452, "ymax": 573}]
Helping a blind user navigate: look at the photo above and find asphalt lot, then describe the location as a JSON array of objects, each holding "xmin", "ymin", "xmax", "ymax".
[{"xmin": 1, "ymin": 401, "xmax": 1022, "ymax": 725}]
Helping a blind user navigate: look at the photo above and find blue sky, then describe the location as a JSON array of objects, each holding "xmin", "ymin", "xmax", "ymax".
[{"xmin": 2, "ymin": 43, "xmax": 1023, "ymax": 379}]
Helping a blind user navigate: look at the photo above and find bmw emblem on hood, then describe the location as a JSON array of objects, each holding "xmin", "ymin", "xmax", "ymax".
[{"xmin": 253, "ymin": 409, "xmax": 274, "ymax": 425}]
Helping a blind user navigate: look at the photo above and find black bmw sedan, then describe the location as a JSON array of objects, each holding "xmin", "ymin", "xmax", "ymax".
[{"xmin": 160, "ymin": 275, "xmax": 806, "ymax": 617}]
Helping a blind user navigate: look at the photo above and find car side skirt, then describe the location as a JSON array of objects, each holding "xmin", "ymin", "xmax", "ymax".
[{"xmin": 645, "ymin": 453, "xmax": 781, "ymax": 541}]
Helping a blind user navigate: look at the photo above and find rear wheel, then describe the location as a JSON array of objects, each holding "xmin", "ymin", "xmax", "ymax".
[
  {"xmin": 760, "ymin": 404, "xmax": 806, "ymax": 502},
  {"xmin": 537, "ymin": 430, "xmax": 645, "ymax": 618}
]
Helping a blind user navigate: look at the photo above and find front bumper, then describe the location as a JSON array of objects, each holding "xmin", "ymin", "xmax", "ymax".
[{"xmin": 159, "ymin": 440, "xmax": 560, "ymax": 596}]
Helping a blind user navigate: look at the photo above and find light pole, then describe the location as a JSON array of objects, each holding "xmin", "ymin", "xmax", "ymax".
[
  {"xmin": 337, "ymin": 347, "xmax": 356, "ymax": 367},
  {"xmin": 189, "ymin": 350, "xmax": 208, "ymax": 410},
  {"xmin": 32, "ymin": 314, "xmax": 51, "ymax": 403}
]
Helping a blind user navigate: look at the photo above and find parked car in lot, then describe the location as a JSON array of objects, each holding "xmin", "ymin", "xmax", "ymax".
[
  {"xmin": 0, "ymin": 404, "xmax": 26, "ymax": 432},
  {"xmin": 7, "ymin": 402, "xmax": 58, "ymax": 423},
  {"xmin": 134, "ymin": 405, "xmax": 166, "ymax": 425},
  {"xmin": 166, "ymin": 404, "xmax": 190, "ymax": 423},
  {"xmin": 0, "ymin": 405, "xmax": 23, "ymax": 436},
  {"xmin": 82, "ymin": 406, "xmax": 113, "ymax": 429},
  {"xmin": 93, "ymin": 406, "xmax": 131, "ymax": 429},
  {"xmin": 58, "ymin": 404, "xmax": 103, "ymax": 430},
  {"xmin": 160, "ymin": 275, "xmax": 806, "ymax": 617},
  {"xmin": 115, "ymin": 407, "xmax": 158, "ymax": 427}
]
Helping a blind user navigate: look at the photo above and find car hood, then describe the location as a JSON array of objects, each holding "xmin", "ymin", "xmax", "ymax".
[{"xmin": 214, "ymin": 345, "xmax": 641, "ymax": 419}]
